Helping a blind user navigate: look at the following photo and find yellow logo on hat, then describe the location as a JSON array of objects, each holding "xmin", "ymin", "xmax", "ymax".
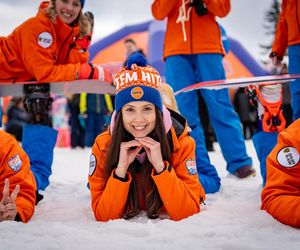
[{"xmin": 131, "ymin": 87, "xmax": 144, "ymax": 99}]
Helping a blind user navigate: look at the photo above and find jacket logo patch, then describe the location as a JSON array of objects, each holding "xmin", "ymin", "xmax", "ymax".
[
  {"xmin": 277, "ymin": 146, "xmax": 299, "ymax": 168},
  {"xmin": 89, "ymin": 154, "xmax": 96, "ymax": 176},
  {"xmin": 186, "ymin": 159, "xmax": 197, "ymax": 175},
  {"xmin": 8, "ymin": 154, "xmax": 22, "ymax": 172},
  {"xmin": 37, "ymin": 32, "xmax": 53, "ymax": 48}
]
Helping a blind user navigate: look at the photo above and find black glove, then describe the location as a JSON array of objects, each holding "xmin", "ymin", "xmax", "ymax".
[{"xmin": 190, "ymin": 0, "xmax": 208, "ymax": 16}]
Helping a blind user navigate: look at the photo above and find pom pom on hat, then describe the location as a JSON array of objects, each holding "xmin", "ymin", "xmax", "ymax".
[
  {"xmin": 127, "ymin": 52, "xmax": 147, "ymax": 69},
  {"xmin": 114, "ymin": 53, "xmax": 162, "ymax": 113}
]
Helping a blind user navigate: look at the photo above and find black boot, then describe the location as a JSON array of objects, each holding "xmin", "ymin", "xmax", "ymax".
[{"xmin": 23, "ymin": 84, "xmax": 53, "ymax": 126}]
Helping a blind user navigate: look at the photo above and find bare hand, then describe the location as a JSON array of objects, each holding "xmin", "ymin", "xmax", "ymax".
[
  {"xmin": 0, "ymin": 179, "xmax": 20, "ymax": 222},
  {"xmin": 116, "ymin": 140, "xmax": 143, "ymax": 178},
  {"xmin": 136, "ymin": 137, "xmax": 165, "ymax": 173},
  {"xmin": 270, "ymin": 52, "xmax": 283, "ymax": 67},
  {"xmin": 271, "ymin": 56, "xmax": 282, "ymax": 67}
]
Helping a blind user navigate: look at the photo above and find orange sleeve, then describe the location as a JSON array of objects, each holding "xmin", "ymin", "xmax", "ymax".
[
  {"xmin": 19, "ymin": 18, "xmax": 80, "ymax": 82},
  {"xmin": 67, "ymin": 46, "xmax": 89, "ymax": 64},
  {"xmin": 152, "ymin": 133, "xmax": 205, "ymax": 221},
  {"xmin": 0, "ymin": 131, "xmax": 36, "ymax": 223},
  {"xmin": 203, "ymin": 0, "xmax": 231, "ymax": 17},
  {"xmin": 88, "ymin": 135, "xmax": 132, "ymax": 222},
  {"xmin": 261, "ymin": 119, "xmax": 300, "ymax": 228},
  {"xmin": 271, "ymin": 0, "xmax": 288, "ymax": 57},
  {"xmin": 151, "ymin": 0, "xmax": 178, "ymax": 20},
  {"xmin": 66, "ymin": 35, "xmax": 91, "ymax": 64}
]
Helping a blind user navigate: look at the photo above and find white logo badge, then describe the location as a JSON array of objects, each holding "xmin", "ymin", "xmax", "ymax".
[
  {"xmin": 37, "ymin": 32, "xmax": 53, "ymax": 48},
  {"xmin": 277, "ymin": 146, "xmax": 299, "ymax": 168},
  {"xmin": 8, "ymin": 154, "xmax": 22, "ymax": 172},
  {"xmin": 89, "ymin": 154, "xmax": 96, "ymax": 176}
]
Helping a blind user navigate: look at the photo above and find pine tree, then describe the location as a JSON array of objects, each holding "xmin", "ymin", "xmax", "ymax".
[{"xmin": 260, "ymin": 0, "xmax": 281, "ymax": 63}]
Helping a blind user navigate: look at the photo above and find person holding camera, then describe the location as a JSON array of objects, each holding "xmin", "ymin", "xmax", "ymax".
[{"xmin": 152, "ymin": 0, "xmax": 254, "ymax": 193}]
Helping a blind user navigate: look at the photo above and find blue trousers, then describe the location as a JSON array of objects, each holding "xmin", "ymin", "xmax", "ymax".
[
  {"xmin": 252, "ymin": 131, "xmax": 278, "ymax": 186},
  {"xmin": 166, "ymin": 54, "xmax": 252, "ymax": 193},
  {"xmin": 288, "ymin": 45, "xmax": 300, "ymax": 120},
  {"xmin": 85, "ymin": 112, "xmax": 105, "ymax": 147},
  {"xmin": 22, "ymin": 124, "xmax": 58, "ymax": 191}
]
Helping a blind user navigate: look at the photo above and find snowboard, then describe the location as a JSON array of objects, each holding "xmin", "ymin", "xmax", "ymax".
[
  {"xmin": 174, "ymin": 74, "xmax": 300, "ymax": 95},
  {"xmin": 0, "ymin": 79, "xmax": 116, "ymax": 97}
]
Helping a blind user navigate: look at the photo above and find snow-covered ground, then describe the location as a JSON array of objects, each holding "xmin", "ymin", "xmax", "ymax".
[{"xmin": 0, "ymin": 140, "xmax": 299, "ymax": 250}]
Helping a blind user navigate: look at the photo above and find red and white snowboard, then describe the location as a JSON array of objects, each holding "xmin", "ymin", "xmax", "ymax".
[{"xmin": 174, "ymin": 74, "xmax": 300, "ymax": 95}]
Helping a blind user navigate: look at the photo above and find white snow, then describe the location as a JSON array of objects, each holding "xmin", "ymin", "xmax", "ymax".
[{"xmin": 0, "ymin": 141, "xmax": 299, "ymax": 250}]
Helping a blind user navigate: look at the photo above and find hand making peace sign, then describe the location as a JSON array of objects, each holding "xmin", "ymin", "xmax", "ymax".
[{"xmin": 0, "ymin": 178, "xmax": 20, "ymax": 221}]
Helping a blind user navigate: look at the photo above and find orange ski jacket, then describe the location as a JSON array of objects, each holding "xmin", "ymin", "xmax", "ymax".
[
  {"xmin": 0, "ymin": 131, "xmax": 36, "ymax": 223},
  {"xmin": 89, "ymin": 114, "xmax": 205, "ymax": 222},
  {"xmin": 272, "ymin": 0, "xmax": 300, "ymax": 58},
  {"xmin": 0, "ymin": 1, "xmax": 82, "ymax": 83},
  {"xmin": 261, "ymin": 118, "xmax": 300, "ymax": 228},
  {"xmin": 151, "ymin": 0, "xmax": 230, "ymax": 59}
]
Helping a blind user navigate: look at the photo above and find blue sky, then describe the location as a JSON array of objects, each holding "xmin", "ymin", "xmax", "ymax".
[{"xmin": 0, "ymin": 0, "xmax": 275, "ymax": 63}]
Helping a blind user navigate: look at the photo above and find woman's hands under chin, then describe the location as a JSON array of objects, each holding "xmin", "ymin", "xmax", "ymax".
[
  {"xmin": 116, "ymin": 140, "xmax": 143, "ymax": 178},
  {"xmin": 135, "ymin": 137, "xmax": 165, "ymax": 173}
]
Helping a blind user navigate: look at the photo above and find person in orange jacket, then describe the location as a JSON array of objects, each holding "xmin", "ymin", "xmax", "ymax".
[
  {"xmin": 261, "ymin": 118, "xmax": 300, "ymax": 228},
  {"xmin": 151, "ymin": 0, "xmax": 254, "ymax": 193},
  {"xmin": 0, "ymin": 130, "xmax": 36, "ymax": 223},
  {"xmin": 88, "ymin": 53, "xmax": 205, "ymax": 222},
  {"xmin": 0, "ymin": 0, "xmax": 111, "ymax": 83},
  {"xmin": 269, "ymin": 0, "xmax": 300, "ymax": 121}
]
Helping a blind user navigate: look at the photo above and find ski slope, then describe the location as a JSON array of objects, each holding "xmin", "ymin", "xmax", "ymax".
[{"xmin": 0, "ymin": 141, "xmax": 299, "ymax": 250}]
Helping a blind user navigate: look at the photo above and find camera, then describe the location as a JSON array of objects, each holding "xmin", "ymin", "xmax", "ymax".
[{"xmin": 190, "ymin": 0, "xmax": 208, "ymax": 17}]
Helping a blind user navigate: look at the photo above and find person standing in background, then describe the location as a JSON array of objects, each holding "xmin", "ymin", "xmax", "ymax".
[
  {"xmin": 5, "ymin": 97, "xmax": 29, "ymax": 141},
  {"xmin": 68, "ymin": 94, "xmax": 85, "ymax": 149},
  {"xmin": 152, "ymin": 0, "xmax": 254, "ymax": 194},
  {"xmin": 79, "ymin": 93, "xmax": 113, "ymax": 147},
  {"xmin": 123, "ymin": 38, "xmax": 147, "ymax": 67}
]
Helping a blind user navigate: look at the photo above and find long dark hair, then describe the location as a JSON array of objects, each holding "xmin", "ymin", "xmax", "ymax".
[{"xmin": 104, "ymin": 108, "xmax": 171, "ymax": 219}]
